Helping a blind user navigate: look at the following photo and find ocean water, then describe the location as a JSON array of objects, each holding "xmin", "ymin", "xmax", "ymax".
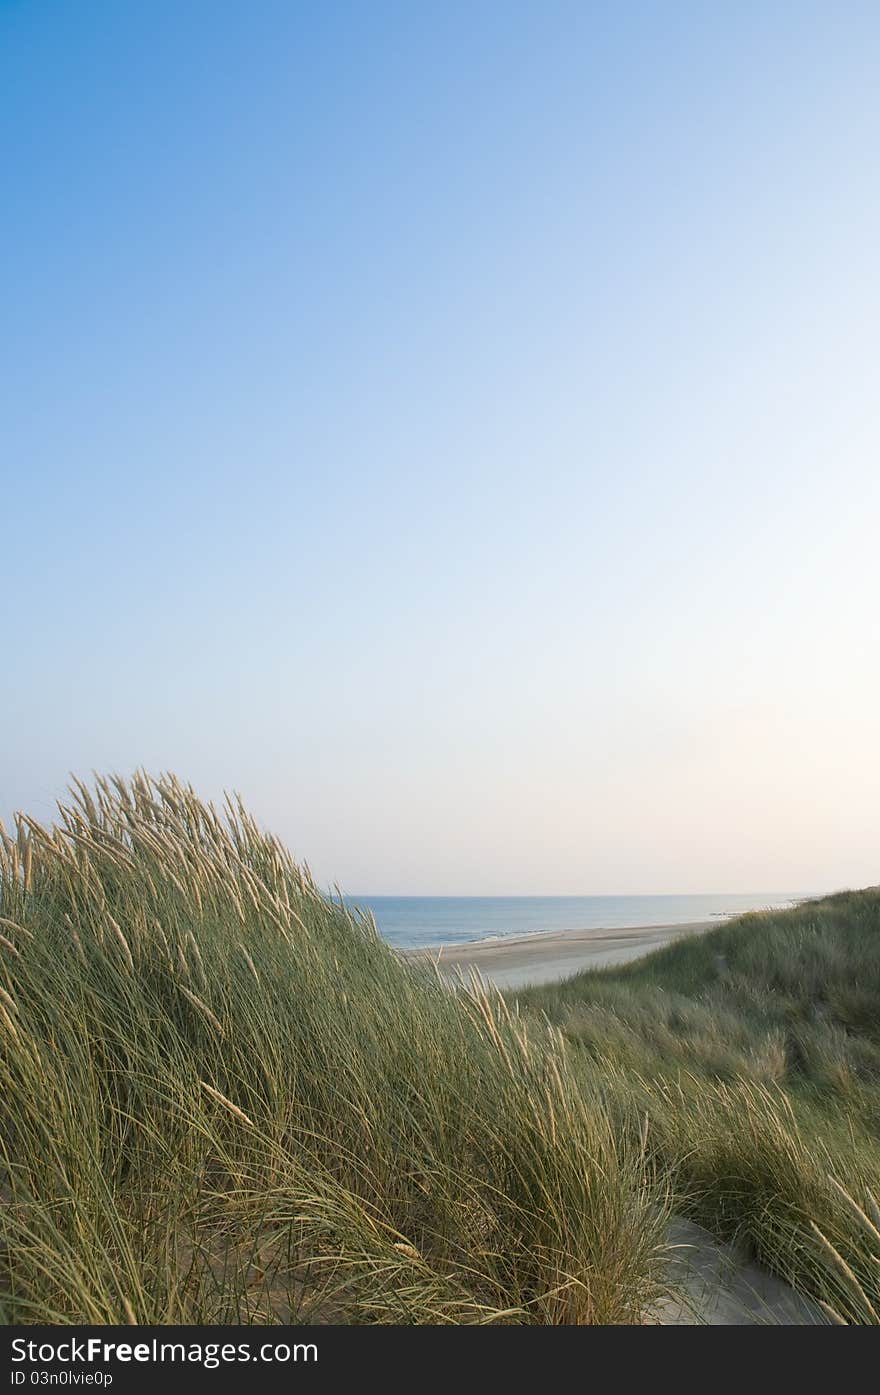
[{"xmin": 344, "ymin": 893, "xmax": 806, "ymax": 951}]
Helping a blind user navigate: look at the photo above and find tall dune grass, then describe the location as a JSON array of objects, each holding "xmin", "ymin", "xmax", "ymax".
[
  {"xmin": 518, "ymin": 892, "xmax": 880, "ymax": 1321},
  {"xmin": 0, "ymin": 773, "xmax": 669, "ymax": 1324}
]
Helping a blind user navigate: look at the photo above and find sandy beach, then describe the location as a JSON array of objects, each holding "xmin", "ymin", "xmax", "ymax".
[{"xmin": 404, "ymin": 919, "xmax": 716, "ymax": 990}]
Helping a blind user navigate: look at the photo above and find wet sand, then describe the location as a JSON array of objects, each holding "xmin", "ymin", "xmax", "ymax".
[{"xmin": 404, "ymin": 919, "xmax": 716, "ymax": 991}]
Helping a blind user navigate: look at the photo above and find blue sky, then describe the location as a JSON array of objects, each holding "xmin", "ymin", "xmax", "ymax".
[{"xmin": 3, "ymin": 2, "xmax": 879, "ymax": 892}]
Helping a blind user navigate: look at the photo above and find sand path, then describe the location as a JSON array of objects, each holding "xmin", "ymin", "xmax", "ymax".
[{"xmin": 656, "ymin": 1218, "xmax": 825, "ymax": 1324}]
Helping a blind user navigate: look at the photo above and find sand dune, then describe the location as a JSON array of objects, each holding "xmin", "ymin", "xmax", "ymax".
[{"xmin": 408, "ymin": 919, "xmax": 827, "ymax": 1324}]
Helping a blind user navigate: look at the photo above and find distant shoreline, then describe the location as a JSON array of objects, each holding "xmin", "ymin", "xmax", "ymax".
[
  {"xmin": 355, "ymin": 892, "xmax": 806, "ymax": 957},
  {"xmin": 401, "ymin": 912, "xmax": 727, "ymax": 950},
  {"xmin": 402, "ymin": 918, "xmax": 717, "ymax": 991}
]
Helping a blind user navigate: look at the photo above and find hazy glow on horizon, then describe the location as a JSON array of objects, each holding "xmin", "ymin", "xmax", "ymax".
[{"xmin": 2, "ymin": 3, "xmax": 879, "ymax": 894}]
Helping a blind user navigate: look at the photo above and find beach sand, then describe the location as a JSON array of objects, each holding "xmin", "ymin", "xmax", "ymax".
[
  {"xmin": 404, "ymin": 919, "xmax": 716, "ymax": 991},
  {"xmin": 654, "ymin": 1217, "xmax": 824, "ymax": 1325}
]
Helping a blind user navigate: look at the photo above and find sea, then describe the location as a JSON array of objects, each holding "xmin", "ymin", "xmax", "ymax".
[{"xmin": 342, "ymin": 893, "xmax": 808, "ymax": 951}]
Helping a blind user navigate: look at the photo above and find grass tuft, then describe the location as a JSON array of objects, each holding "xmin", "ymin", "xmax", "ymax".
[
  {"xmin": 517, "ymin": 890, "xmax": 880, "ymax": 1320},
  {"xmin": 1, "ymin": 772, "xmax": 668, "ymax": 1324}
]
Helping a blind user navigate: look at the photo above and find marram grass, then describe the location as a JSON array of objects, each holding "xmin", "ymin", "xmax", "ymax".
[
  {"xmin": 518, "ymin": 889, "xmax": 880, "ymax": 1322},
  {"xmin": 0, "ymin": 773, "xmax": 669, "ymax": 1324},
  {"xmin": 3, "ymin": 774, "xmax": 877, "ymax": 1323}
]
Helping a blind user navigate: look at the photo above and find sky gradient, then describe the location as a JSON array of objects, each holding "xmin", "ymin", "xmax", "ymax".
[{"xmin": 3, "ymin": 2, "xmax": 879, "ymax": 893}]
